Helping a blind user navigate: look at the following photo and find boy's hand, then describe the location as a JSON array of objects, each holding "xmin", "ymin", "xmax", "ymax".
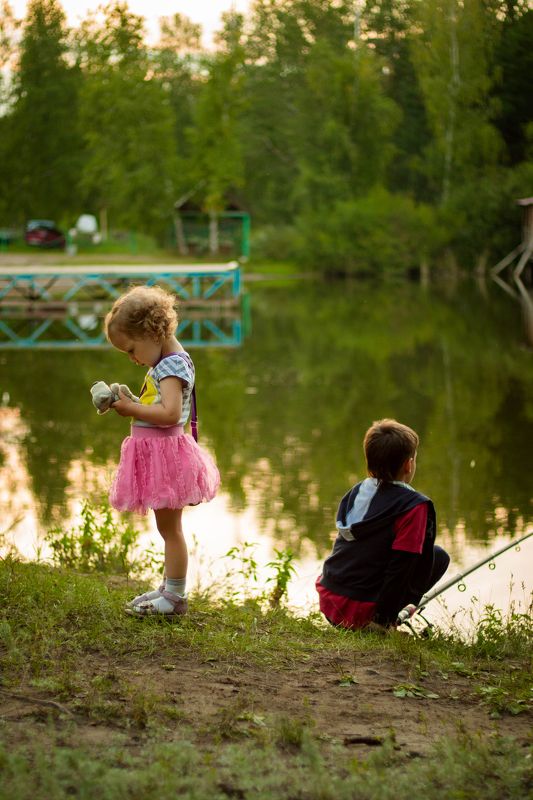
[
  {"xmin": 111, "ymin": 388, "xmax": 137, "ymax": 417},
  {"xmin": 396, "ymin": 604, "xmax": 417, "ymax": 625}
]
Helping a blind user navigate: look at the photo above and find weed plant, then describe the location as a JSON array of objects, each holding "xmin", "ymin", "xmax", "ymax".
[{"xmin": 44, "ymin": 501, "xmax": 161, "ymax": 578}]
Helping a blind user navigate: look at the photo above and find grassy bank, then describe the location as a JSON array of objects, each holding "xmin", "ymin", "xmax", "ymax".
[{"xmin": 0, "ymin": 559, "xmax": 531, "ymax": 799}]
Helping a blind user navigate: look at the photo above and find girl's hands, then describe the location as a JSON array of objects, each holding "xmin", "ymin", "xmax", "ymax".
[
  {"xmin": 111, "ymin": 379, "xmax": 182, "ymax": 425},
  {"xmin": 111, "ymin": 388, "xmax": 137, "ymax": 417}
]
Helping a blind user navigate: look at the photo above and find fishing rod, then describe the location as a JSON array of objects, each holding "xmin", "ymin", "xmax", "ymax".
[{"xmin": 397, "ymin": 529, "xmax": 533, "ymax": 626}]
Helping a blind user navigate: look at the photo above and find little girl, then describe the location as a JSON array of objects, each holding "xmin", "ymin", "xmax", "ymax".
[{"xmin": 104, "ymin": 285, "xmax": 220, "ymax": 617}]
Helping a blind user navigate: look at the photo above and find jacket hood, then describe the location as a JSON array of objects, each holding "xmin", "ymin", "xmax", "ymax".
[{"xmin": 336, "ymin": 478, "xmax": 427, "ymax": 542}]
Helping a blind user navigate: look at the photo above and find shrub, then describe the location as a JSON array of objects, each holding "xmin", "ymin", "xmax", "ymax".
[
  {"xmin": 442, "ymin": 160, "xmax": 533, "ymax": 266},
  {"xmin": 250, "ymin": 224, "xmax": 298, "ymax": 261},
  {"xmin": 293, "ymin": 188, "xmax": 447, "ymax": 276}
]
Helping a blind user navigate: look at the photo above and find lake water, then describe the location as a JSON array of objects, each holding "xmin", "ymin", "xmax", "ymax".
[{"xmin": 1, "ymin": 276, "xmax": 532, "ymax": 635}]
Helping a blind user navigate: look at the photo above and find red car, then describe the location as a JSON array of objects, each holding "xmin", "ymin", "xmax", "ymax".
[{"xmin": 25, "ymin": 220, "xmax": 66, "ymax": 249}]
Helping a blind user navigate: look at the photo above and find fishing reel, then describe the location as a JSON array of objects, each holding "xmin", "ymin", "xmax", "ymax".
[{"xmin": 396, "ymin": 603, "xmax": 435, "ymax": 638}]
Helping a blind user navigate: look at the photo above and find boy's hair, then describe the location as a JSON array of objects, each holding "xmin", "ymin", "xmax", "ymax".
[
  {"xmin": 104, "ymin": 285, "xmax": 178, "ymax": 343},
  {"xmin": 363, "ymin": 419, "xmax": 419, "ymax": 483}
]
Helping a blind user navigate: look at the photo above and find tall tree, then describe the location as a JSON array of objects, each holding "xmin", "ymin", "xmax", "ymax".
[
  {"xmin": 76, "ymin": 2, "xmax": 178, "ymax": 237},
  {"xmin": 185, "ymin": 12, "xmax": 247, "ymax": 253},
  {"xmin": 151, "ymin": 14, "xmax": 203, "ymax": 253},
  {"xmin": 411, "ymin": 0, "xmax": 502, "ymax": 203},
  {"xmin": 0, "ymin": 1, "xmax": 18, "ymax": 220},
  {"xmin": 292, "ymin": 40, "xmax": 399, "ymax": 211},
  {"xmin": 492, "ymin": 3, "xmax": 533, "ymax": 164},
  {"xmin": 241, "ymin": 0, "xmax": 312, "ymax": 223},
  {"xmin": 5, "ymin": 0, "xmax": 82, "ymax": 222},
  {"xmin": 362, "ymin": 0, "xmax": 431, "ymax": 198},
  {"xmin": 0, "ymin": 1, "xmax": 17, "ymax": 78},
  {"xmin": 242, "ymin": 0, "xmax": 397, "ymax": 221},
  {"xmin": 151, "ymin": 13, "xmax": 202, "ymax": 183}
]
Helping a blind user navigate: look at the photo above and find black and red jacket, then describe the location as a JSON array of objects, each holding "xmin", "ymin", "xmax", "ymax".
[{"xmin": 319, "ymin": 478, "xmax": 436, "ymax": 625}]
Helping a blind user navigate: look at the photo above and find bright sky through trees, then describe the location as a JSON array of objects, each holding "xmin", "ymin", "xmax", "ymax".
[{"xmin": 10, "ymin": 0, "xmax": 252, "ymax": 44}]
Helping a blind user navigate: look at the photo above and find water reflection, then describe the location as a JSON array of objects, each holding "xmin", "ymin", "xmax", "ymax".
[
  {"xmin": 490, "ymin": 267, "xmax": 533, "ymax": 349},
  {"xmin": 1, "ymin": 278, "xmax": 532, "ymax": 622},
  {"xmin": 0, "ymin": 303, "xmax": 245, "ymax": 348}
]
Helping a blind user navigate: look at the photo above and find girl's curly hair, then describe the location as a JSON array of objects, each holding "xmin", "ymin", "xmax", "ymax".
[{"xmin": 104, "ymin": 285, "xmax": 178, "ymax": 343}]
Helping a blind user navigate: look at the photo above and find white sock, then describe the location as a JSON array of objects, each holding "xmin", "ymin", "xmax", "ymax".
[
  {"xmin": 135, "ymin": 577, "xmax": 187, "ymax": 614},
  {"xmin": 138, "ymin": 587, "xmax": 162, "ymax": 601},
  {"xmin": 129, "ymin": 583, "xmax": 164, "ymax": 606},
  {"xmin": 145, "ymin": 594, "xmax": 175, "ymax": 613},
  {"xmin": 135, "ymin": 578, "xmax": 186, "ymax": 614},
  {"xmin": 165, "ymin": 577, "xmax": 186, "ymax": 597}
]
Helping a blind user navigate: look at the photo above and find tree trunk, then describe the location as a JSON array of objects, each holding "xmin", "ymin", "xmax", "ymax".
[
  {"xmin": 208, "ymin": 211, "xmax": 219, "ymax": 255},
  {"xmin": 99, "ymin": 207, "xmax": 108, "ymax": 242},
  {"xmin": 420, "ymin": 258, "xmax": 430, "ymax": 288},
  {"xmin": 174, "ymin": 213, "xmax": 189, "ymax": 255},
  {"xmin": 442, "ymin": 2, "xmax": 460, "ymax": 204}
]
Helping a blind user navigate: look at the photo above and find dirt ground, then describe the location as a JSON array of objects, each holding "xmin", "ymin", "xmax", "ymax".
[{"xmin": 2, "ymin": 649, "xmax": 531, "ymax": 756}]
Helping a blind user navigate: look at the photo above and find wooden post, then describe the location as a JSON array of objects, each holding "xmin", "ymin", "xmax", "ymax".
[
  {"xmin": 491, "ymin": 197, "xmax": 533, "ymax": 280},
  {"xmin": 174, "ymin": 212, "xmax": 189, "ymax": 256},
  {"xmin": 420, "ymin": 258, "xmax": 430, "ymax": 288},
  {"xmin": 514, "ymin": 198, "xmax": 533, "ymax": 280},
  {"xmin": 209, "ymin": 210, "xmax": 219, "ymax": 255},
  {"xmin": 99, "ymin": 207, "xmax": 108, "ymax": 242},
  {"xmin": 519, "ymin": 199, "xmax": 533, "ymax": 248}
]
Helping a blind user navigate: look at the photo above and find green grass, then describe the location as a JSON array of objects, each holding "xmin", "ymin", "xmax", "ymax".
[
  {"xmin": 0, "ymin": 725, "xmax": 530, "ymax": 799},
  {"xmin": 0, "ymin": 558, "xmax": 531, "ymax": 799},
  {"xmin": 244, "ymin": 258, "xmax": 306, "ymax": 276},
  {"xmin": 1, "ymin": 558, "xmax": 531, "ymax": 714},
  {"xmin": 1, "ymin": 233, "xmax": 309, "ymax": 280},
  {"xmin": 0, "ymin": 233, "xmax": 238, "ymax": 264}
]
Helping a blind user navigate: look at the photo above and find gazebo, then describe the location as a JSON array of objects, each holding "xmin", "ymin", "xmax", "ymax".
[{"xmin": 173, "ymin": 189, "xmax": 250, "ymax": 260}]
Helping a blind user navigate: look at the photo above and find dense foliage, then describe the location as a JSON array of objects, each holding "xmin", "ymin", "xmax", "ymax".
[{"xmin": 0, "ymin": 0, "xmax": 532, "ymax": 272}]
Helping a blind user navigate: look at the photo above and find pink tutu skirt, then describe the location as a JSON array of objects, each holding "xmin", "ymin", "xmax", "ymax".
[{"xmin": 110, "ymin": 425, "xmax": 220, "ymax": 514}]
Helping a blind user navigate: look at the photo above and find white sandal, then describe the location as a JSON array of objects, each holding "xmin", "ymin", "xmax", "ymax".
[
  {"xmin": 125, "ymin": 583, "xmax": 165, "ymax": 610},
  {"xmin": 125, "ymin": 590, "xmax": 188, "ymax": 618}
]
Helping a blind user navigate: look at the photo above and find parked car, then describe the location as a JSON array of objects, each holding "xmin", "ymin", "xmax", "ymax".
[{"xmin": 25, "ymin": 220, "xmax": 66, "ymax": 249}]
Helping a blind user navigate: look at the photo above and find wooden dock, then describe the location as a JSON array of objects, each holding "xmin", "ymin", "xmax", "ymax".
[
  {"xmin": 0, "ymin": 262, "xmax": 245, "ymax": 348},
  {"xmin": 0, "ymin": 261, "xmax": 241, "ymax": 306}
]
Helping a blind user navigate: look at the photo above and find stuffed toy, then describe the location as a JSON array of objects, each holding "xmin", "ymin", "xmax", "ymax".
[{"xmin": 90, "ymin": 381, "xmax": 140, "ymax": 415}]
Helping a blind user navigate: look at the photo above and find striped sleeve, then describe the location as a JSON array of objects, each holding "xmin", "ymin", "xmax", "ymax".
[{"xmin": 152, "ymin": 355, "xmax": 194, "ymax": 387}]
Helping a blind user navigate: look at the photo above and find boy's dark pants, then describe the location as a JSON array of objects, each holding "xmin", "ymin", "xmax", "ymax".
[{"xmin": 407, "ymin": 545, "xmax": 450, "ymax": 607}]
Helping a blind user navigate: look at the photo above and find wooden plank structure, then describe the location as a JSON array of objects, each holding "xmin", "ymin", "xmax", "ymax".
[
  {"xmin": 0, "ymin": 261, "xmax": 241, "ymax": 304},
  {"xmin": 490, "ymin": 197, "xmax": 533, "ymax": 347},
  {"xmin": 491, "ymin": 197, "xmax": 533, "ymax": 280},
  {"xmin": 0, "ymin": 261, "xmax": 244, "ymax": 348}
]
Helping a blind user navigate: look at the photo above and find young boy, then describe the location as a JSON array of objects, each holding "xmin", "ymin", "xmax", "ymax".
[{"xmin": 316, "ymin": 419, "xmax": 449, "ymax": 630}]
